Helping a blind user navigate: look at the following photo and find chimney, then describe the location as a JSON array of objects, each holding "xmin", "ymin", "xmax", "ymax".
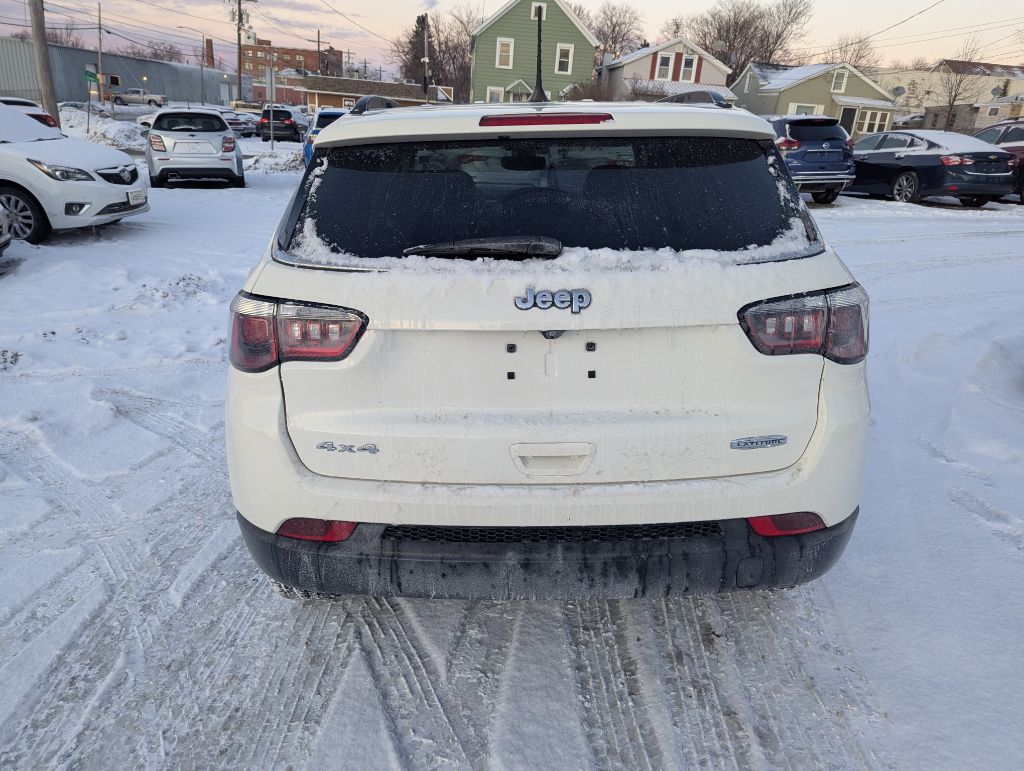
[{"xmin": 205, "ymin": 38, "xmax": 215, "ymax": 69}]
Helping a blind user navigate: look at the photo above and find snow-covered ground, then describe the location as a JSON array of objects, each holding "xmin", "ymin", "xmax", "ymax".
[{"xmin": 0, "ymin": 178, "xmax": 1022, "ymax": 768}]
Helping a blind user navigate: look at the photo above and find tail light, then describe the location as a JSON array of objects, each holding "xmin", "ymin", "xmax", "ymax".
[
  {"xmin": 229, "ymin": 293, "xmax": 367, "ymax": 373},
  {"xmin": 259, "ymin": 116, "xmax": 269, "ymax": 124},
  {"xmin": 37, "ymin": 113, "xmax": 58, "ymax": 127},
  {"xmin": 748, "ymin": 512, "xmax": 825, "ymax": 537},
  {"xmin": 284, "ymin": 118, "xmax": 294, "ymax": 125},
  {"xmin": 479, "ymin": 113, "xmax": 613, "ymax": 127},
  {"xmin": 739, "ymin": 283, "xmax": 868, "ymax": 364},
  {"xmin": 776, "ymin": 137, "xmax": 800, "ymax": 153},
  {"xmin": 940, "ymin": 155, "xmax": 974, "ymax": 166},
  {"xmin": 277, "ymin": 518, "xmax": 357, "ymax": 542},
  {"xmin": 222, "ymin": 134, "xmax": 236, "ymax": 152},
  {"xmin": 148, "ymin": 134, "xmax": 166, "ymax": 151}
]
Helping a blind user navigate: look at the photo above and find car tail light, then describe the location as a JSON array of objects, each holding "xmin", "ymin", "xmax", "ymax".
[
  {"xmin": 940, "ymin": 155, "xmax": 974, "ymax": 166},
  {"xmin": 229, "ymin": 294, "xmax": 367, "ymax": 373},
  {"xmin": 33, "ymin": 113, "xmax": 58, "ymax": 127},
  {"xmin": 222, "ymin": 134, "xmax": 236, "ymax": 152},
  {"xmin": 148, "ymin": 133, "xmax": 166, "ymax": 151},
  {"xmin": 284, "ymin": 118, "xmax": 294, "ymax": 125},
  {"xmin": 479, "ymin": 113, "xmax": 613, "ymax": 127},
  {"xmin": 776, "ymin": 137, "xmax": 800, "ymax": 153},
  {"xmin": 259, "ymin": 116, "xmax": 269, "ymax": 124},
  {"xmin": 748, "ymin": 512, "xmax": 825, "ymax": 536},
  {"xmin": 739, "ymin": 283, "xmax": 869, "ymax": 364},
  {"xmin": 277, "ymin": 518, "xmax": 357, "ymax": 542}
]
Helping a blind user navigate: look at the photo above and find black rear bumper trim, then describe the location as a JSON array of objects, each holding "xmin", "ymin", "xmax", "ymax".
[{"xmin": 237, "ymin": 509, "xmax": 858, "ymax": 600}]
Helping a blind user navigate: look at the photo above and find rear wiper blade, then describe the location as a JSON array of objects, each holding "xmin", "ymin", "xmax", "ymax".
[{"xmin": 402, "ymin": 235, "xmax": 562, "ymax": 259}]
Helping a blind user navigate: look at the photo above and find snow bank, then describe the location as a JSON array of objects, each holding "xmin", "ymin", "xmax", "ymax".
[{"xmin": 58, "ymin": 107, "xmax": 147, "ymax": 153}]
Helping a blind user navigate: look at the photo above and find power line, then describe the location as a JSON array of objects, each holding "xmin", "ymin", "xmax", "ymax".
[
  {"xmin": 315, "ymin": 0, "xmax": 393, "ymax": 44},
  {"xmin": 796, "ymin": 0, "xmax": 952, "ymax": 60}
]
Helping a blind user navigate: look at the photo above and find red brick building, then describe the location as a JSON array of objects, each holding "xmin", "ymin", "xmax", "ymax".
[{"xmin": 241, "ymin": 37, "xmax": 343, "ymax": 78}]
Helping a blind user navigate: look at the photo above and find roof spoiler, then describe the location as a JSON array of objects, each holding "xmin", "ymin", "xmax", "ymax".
[
  {"xmin": 349, "ymin": 95, "xmax": 402, "ymax": 115},
  {"xmin": 658, "ymin": 90, "xmax": 732, "ymax": 108}
]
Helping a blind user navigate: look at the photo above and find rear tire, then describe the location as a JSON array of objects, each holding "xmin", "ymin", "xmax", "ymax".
[
  {"xmin": 811, "ymin": 189, "xmax": 841, "ymax": 204},
  {"xmin": 958, "ymin": 195, "xmax": 991, "ymax": 208},
  {"xmin": 147, "ymin": 99, "xmax": 158, "ymax": 107},
  {"xmin": 113, "ymin": 97, "xmax": 125, "ymax": 106},
  {"xmin": 890, "ymin": 171, "xmax": 920, "ymax": 203},
  {"xmin": 0, "ymin": 187, "xmax": 51, "ymax": 243},
  {"xmin": 149, "ymin": 175, "xmax": 164, "ymax": 188},
  {"xmin": 231, "ymin": 174, "xmax": 246, "ymax": 188}
]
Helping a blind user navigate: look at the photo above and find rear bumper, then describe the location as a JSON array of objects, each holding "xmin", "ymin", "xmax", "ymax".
[
  {"xmin": 791, "ymin": 173, "xmax": 856, "ymax": 192},
  {"xmin": 937, "ymin": 181, "xmax": 1016, "ymax": 196},
  {"xmin": 238, "ymin": 508, "xmax": 858, "ymax": 600}
]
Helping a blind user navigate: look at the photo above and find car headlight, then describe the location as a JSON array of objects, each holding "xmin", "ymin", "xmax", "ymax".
[{"xmin": 27, "ymin": 159, "xmax": 94, "ymax": 182}]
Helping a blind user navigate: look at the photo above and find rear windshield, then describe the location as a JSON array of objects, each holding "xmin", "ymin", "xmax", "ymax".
[
  {"xmin": 785, "ymin": 120, "xmax": 848, "ymax": 142},
  {"xmin": 262, "ymin": 109, "xmax": 292, "ymax": 121},
  {"xmin": 152, "ymin": 112, "xmax": 227, "ymax": 132},
  {"xmin": 316, "ymin": 112, "xmax": 344, "ymax": 129},
  {"xmin": 283, "ymin": 136, "xmax": 816, "ymax": 263}
]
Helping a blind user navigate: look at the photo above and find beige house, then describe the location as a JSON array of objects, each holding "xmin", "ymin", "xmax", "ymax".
[
  {"xmin": 598, "ymin": 34, "xmax": 733, "ymax": 102},
  {"xmin": 732, "ymin": 62, "xmax": 896, "ymax": 135},
  {"xmin": 875, "ymin": 60, "xmax": 1024, "ymax": 114},
  {"xmin": 923, "ymin": 93, "xmax": 1024, "ymax": 134}
]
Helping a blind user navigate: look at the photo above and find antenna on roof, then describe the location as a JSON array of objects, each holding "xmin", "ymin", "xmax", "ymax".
[{"xmin": 529, "ymin": 3, "xmax": 545, "ymax": 103}]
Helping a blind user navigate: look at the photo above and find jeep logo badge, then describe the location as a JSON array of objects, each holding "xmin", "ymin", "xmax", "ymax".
[{"xmin": 515, "ymin": 287, "xmax": 592, "ymax": 314}]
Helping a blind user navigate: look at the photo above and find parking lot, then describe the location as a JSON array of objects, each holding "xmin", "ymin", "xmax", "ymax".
[{"xmin": 0, "ymin": 163, "xmax": 1022, "ymax": 767}]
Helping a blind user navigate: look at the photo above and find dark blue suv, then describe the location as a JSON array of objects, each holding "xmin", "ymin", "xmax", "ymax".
[{"xmin": 766, "ymin": 116, "xmax": 855, "ymax": 204}]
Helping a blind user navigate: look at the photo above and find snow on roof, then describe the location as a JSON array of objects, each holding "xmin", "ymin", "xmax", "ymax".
[
  {"xmin": 603, "ymin": 35, "xmax": 732, "ymax": 75},
  {"xmin": 750, "ymin": 62, "xmax": 835, "ymax": 91},
  {"xmin": 626, "ymin": 80, "xmax": 736, "ymax": 100},
  {"xmin": 0, "ymin": 102, "xmax": 62, "ymax": 143},
  {"xmin": 937, "ymin": 59, "xmax": 1024, "ymax": 79},
  {"xmin": 901, "ymin": 129, "xmax": 1010, "ymax": 152},
  {"xmin": 832, "ymin": 95, "xmax": 896, "ymax": 110}
]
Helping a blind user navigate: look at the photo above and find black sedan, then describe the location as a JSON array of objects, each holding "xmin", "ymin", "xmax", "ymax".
[{"xmin": 847, "ymin": 129, "xmax": 1016, "ymax": 207}]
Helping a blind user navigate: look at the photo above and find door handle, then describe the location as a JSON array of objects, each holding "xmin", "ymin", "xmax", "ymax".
[{"xmin": 510, "ymin": 443, "xmax": 595, "ymax": 477}]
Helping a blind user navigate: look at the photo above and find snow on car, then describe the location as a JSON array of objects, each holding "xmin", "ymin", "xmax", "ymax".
[{"xmin": 226, "ymin": 101, "xmax": 870, "ymax": 600}]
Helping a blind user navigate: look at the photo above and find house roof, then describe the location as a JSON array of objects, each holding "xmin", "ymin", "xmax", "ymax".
[
  {"xmin": 624, "ymin": 80, "xmax": 736, "ymax": 100},
  {"xmin": 974, "ymin": 93, "xmax": 1024, "ymax": 107},
  {"xmin": 832, "ymin": 95, "xmax": 896, "ymax": 109},
  {"xmin": 472, "ymin": 0, "xmax": 600, "ymax": 48},
  {"xmin": 742, "ymin": 61, "xmax": 893, "ymax": 101},
  {"xmin": 935, "ymin": 60, "xmax": 1024, "ymax": 79},
  {"xmin": 299, "ymin": 76, "xmax": 452, "ymax": 102},
  {"xmin": 603, "ymin": 34, "xmax": 732, "ymax": 76}
]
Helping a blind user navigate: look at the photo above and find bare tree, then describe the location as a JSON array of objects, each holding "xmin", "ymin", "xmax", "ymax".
[
  {"xmin": 889, "ymin": 56, "xmax": 932, "ymax": 71},
  {"xmin": 818, "ymin": 30, "xmax": 882, "ymax": 71},
  {"xmin": 659, "ymin": 16, "xmax": 686, "ymax": 42},
  {"xmin": 684, "ymin": 0, "xmax": 813, "ymax": 84},
  {"xmin": 591, "ymin": 2, "xmax": 645, "ymax": 64},
  {"xmin": 568, "ymin": 2, "xmax": 594, "ymax": 29},
  {"xmin": 623, "ymin": 75, "xmax": 666, "ymax": 101},
  {"xmin": 392, "ymin": 5, "xmax": 483, "ymax": 103},
  {"xmin": 10, "ymin": 21, "xmax": 84, "ymax": 48},
  {"xmin": 115, "ymin": 40, "xmax": 185, "ymax": 63},
  {"xmin": 935, "ymin": 38, "xmax": 986, "ymax": 131}
]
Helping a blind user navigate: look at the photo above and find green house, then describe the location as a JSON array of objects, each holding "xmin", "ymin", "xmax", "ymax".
[{"xmin": 469, "ymin": 0, "xmax": 599, "ymax": 103}]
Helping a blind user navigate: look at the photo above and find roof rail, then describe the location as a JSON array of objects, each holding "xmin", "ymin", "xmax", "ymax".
[
  {"xmin": 349, "ymin": 95, "xmax": 402, "ymax": 115},
  {"xmin": 658, "ymin": 90, "xmax": 732, "ymax": 108}
]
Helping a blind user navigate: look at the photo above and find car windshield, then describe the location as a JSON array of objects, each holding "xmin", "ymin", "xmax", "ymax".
[
  {"xmin": 152, "ymin": 113, "xmax": 227, "ymax": 132},
  {"xmin": 786, "ymin": 120, "xmax": 848, "ymax": 141},
  {"xmin": 284, "ymin": 136, "xmax": 815, "ymax": 262},
  {"xmin": 316, "ymin": 112, "xmax": 343, "ymax": 129}
]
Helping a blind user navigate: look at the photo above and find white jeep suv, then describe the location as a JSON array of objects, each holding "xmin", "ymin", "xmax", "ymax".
[{"xmin": 226, "ymin": 101, "xmax": 869, "ymax": 600}]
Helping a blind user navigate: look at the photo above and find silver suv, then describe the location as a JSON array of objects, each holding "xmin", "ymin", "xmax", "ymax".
[{"xmin": 145, "ymin": 109, "xmax": 245, "ymax": 188}]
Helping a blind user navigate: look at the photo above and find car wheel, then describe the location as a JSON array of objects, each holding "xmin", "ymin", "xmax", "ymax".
[
  {"xmin": 891, "ymin": 171, "xmax": 920, "ymax": 203},
  {"xmin": 149, "ymin": 175, "xmax": 164, "ymax": 188},
  {"xmin": 231, "ymin": 174, "xmax": 246, "ymax": 189},
  {"xmin": 0, "ymin": 187, "xmax": 51, "ymax": 243},
  {"xmin": 147, "ymin": 100, "xmax": 158, "ymax": 107},
  {"xmin": 113, "ymin": 97, "xmax": 125, "ymax": 106},
  {"xmin": 261, "ymin": 135, "xmax": 269, "ymax": 143},
  {"xmin": 811, "ymin": 189, "xmax": 841, "ymax": 204},
  {"xmin": 958, "ymin": 195, "xmax": 990, "ymax": 208}
]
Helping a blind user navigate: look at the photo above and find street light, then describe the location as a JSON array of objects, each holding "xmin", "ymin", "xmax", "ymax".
[{"xmin": 177, "ymin": 25, "xmax": 206, "ymax": 105}]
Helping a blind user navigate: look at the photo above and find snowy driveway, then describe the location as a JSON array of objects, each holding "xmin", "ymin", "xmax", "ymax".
[{"xmin": 0, "ymin": 177, "xmax": 1022, "ymax": 768}]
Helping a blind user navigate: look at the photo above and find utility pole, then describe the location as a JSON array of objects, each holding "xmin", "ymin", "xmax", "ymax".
[
  {"xmin": 236, "ymin": 0, "xmax": 243, "ymax": 103},
  {"xmin": 418, "ymin": 13, "xmax": 430, "ymax": 103},
  {"xmin": 27, "ymin": 0, "xmax": 59, "ymax": 124},
  {"xmin": 99, "ymin": 3, "xmax": 111, "ymax": 117}
]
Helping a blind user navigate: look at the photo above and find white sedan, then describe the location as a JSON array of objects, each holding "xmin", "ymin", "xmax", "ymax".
[{"xmin": 0, "ymin": 104, "xmax": 148, "ymax": 243}]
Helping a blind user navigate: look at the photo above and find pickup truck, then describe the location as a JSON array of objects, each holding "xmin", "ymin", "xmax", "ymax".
[{"xmin": 112, "ymin": 88, "xmax": 167, "ymax": 107}]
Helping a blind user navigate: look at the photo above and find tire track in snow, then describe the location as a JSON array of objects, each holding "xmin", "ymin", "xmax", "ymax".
[
  {"xmin": 565, "ymin": 601, "xmax": 667, "ymax": 770},
  {"xmin": 358, "ymin": 597, "xmax": 475, "ymax": 768},
  {"xmin": 950, "ymin": 489, "xmax": 1024, "ymax": 551}
]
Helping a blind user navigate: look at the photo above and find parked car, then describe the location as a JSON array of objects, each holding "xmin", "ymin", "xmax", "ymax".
[
  {"xmin": 219, "ymin": 109, "xmax": 255, "ymax": 137},
  {"xmin": 144, "ymin": 109, "xmax": 245, "ymax": 188},
  {"xmin": 236, "ymin": 112, "xmax": 260, "ymax": 136},
  {"xmin": 765, "ymin": 115, "xmax": 855, "ymax": 204},
  {"xmin": 848, "ymin": 129, "xmax": 1017, "ymax": 207},
  {"xmin": 0, "ymin": 202, "xmax": 11, "ymax": 257},
  {"xmin": 303, "ymin": 108, "xmax": 347, "ymax": 165},
  {"xmin": 112, "ymin": 88, "xmax": 167, "ymax": 107},
  {"xmin": 0, "ymin": 103, "xmax": 148, "ymax": 243},
  {"xmin": 973, "ymin": 119, "xmax": 1024, "ymax": 202},
  {"xmin": 0, "ymin": 96, "xmax": 58, "ymax": 127},
  {"xmin": 259, "ymin": 107, "xmax": 305, "ymax": 142},
  {"xmin": 228, "ymin": 101, "xmax": 869, "ymax": 601}
]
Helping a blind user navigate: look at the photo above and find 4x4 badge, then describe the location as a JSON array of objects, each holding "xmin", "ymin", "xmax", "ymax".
[{"xmin": 515, "ymin": 287, "xmax": 592, "ymax": 314}]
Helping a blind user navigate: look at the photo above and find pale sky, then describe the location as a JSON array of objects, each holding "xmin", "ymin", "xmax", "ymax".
[{"xmin": 1, "ymin": 0, "xmax": 1022, "ymax": 78}]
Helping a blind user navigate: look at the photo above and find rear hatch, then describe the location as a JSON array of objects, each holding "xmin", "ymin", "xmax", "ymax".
[
  {"xmin": 958, "ymin": 151, "xmax": 1014, "ymax": 175},
  {"xmin": 266, "ymin": 129, "xmax": 840, "ymax": 485},
  {"xmin": 779, "ymin": 118, "xmax": 851, "ymax": 169},
  {"xmin": 151, "ymin": 112, "xmax": 225, "ymax": 155}
]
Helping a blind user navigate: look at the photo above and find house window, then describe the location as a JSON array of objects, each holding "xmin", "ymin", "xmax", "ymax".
[
  {"xmin": 680, "ymin": 55, "xmax": 696, "ymax": 82},
  {"xmin": 745, "ymin": 71, "xmax": 753, "ymax": 92},
  {"xmin": 486, "ymin": 86, "xmax": 504, "ymax": 103},
  {"xmin": 530, "ymin": 2, "xmax": 547, "ymax": 20},
  {"xmin": 555, "ymin": 43, "xmax": 573, "ymax": 75},
  {"xmin": 855, "ymin": 110, "xmax": 889, "ymax": 134},
  {"xmin": 496, "ymin": 38, "xmax": 514, "ymax": 69},
  {"xmin": 244, "ymin": 63, "xmax": 252, "ymax": 71},
  {"xmin": 257, "ymin": 51, "xmax": 265, "ymax": 59},
  {"xmin": 282, "ymin": 53, "xmax": 291, "ymax": 60},
  {"xmin": 792, "ymin": 104, "xmax": 818, "ymax": 115},
  {"xmin": 987, "ymin": 106, "xmax": 999, "ymax": 116},
  {"xmin": 245, "ymin": 50, "xmax": 253, "ymax": 57},
  {"xmin": 510, "ymin": 91, "xmax": 530, "ymax": 102},
  {"xmin": 831, "ymin": 70, "xmax": 847, "ymax": 93},
  {"xmin": 296, "ymin": 55, "xmax": 304, "ymax": 63},
  {"xmin": 656, "ymin": 53, "xmax": 672, "ymax": 80}
]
